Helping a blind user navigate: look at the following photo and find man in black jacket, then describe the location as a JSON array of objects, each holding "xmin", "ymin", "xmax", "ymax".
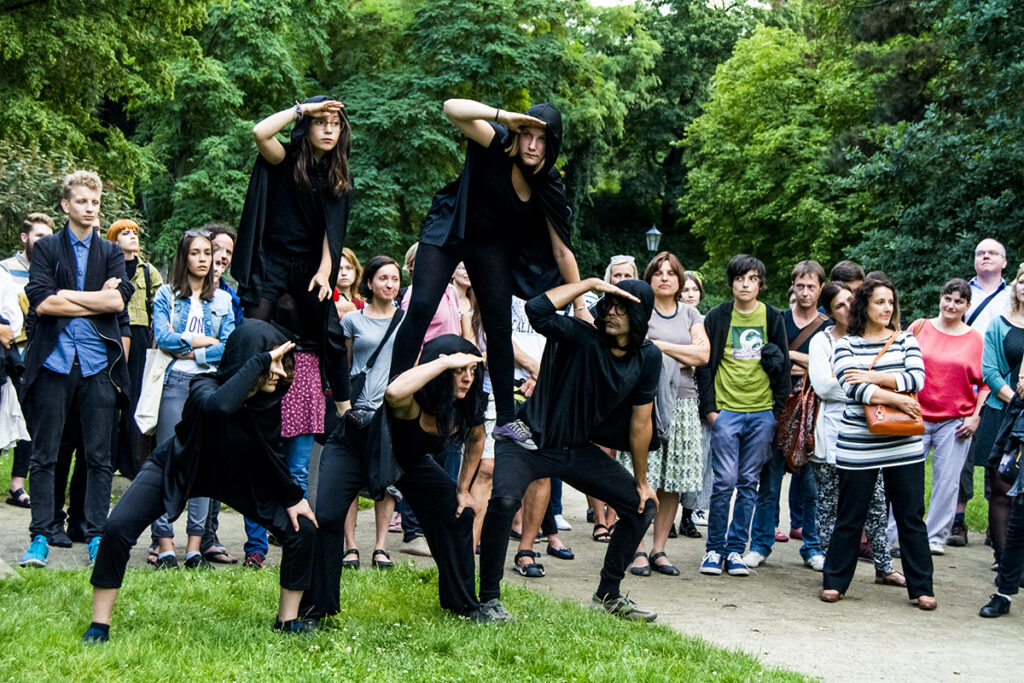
[
  {"xmin": 20, "ymin": 171, "xmax": 133, "ymax": 568},
  {"xmin": 694, "ymin": 254, "xmax": 790, "ymax": 577}
]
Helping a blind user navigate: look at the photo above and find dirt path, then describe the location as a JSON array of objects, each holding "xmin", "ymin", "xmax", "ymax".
[{"xmin": 2, "ymin": 475, "xmax": 1018, "ymax": 681}]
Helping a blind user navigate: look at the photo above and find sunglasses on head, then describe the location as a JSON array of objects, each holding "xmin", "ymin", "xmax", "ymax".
[{"xmin": 184, "ymin": 229, "xmax": 212, "ymax": 239}]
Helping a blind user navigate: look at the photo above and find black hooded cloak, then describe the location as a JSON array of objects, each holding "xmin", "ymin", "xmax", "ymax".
[
  {"xmin": 519, "ymin": 280, "xmax": 662, "ymax": 452},
  {"xmin": 233, "ymin": 95, "xmax": 352, "ymax": 308},
  {"xmin": 154, "ymin": 319, "xmax": 303, "ymax": 530},
  {"xmin": 419, "ymin": 103, "xmax": 573, "ymax": 299}
]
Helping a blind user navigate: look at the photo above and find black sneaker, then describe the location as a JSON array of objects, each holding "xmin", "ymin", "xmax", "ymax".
[
  {"xmin": 590, "ymin": 593, "xmax": 657, "ymax": 622},
  {"xmin": 947, "ymin": 521, "xmax": 968, "ymax": 547},
  {"xmin": 481, "ymin": 598, "xmax": 515, "ymax": 622},
  {"xmin": 273, "ymin": 617, "xmax": 318, "ymax": 634},
  {"xmin": 184, "ymin": 554, "xmax": 213, "ymax": 570},
  {"xmin": 67, "ymin": 524, "xmax": 88, "ymax": 544},
  {"xmin": 979, "ymin": 594, "xmax": 1011, "ymax": 618},
  {"xmin": 49, "ymin": 528, "xmax": 73, "ymax": 548},
  {"xmin": 154, "ymin": 554, "xmax": 179, "ymax": 570}
]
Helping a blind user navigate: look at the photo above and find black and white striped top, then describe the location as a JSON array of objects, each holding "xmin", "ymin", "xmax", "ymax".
[{"xmin": 832, "ymin": 332, "xmax": 926, "ymax": 470}]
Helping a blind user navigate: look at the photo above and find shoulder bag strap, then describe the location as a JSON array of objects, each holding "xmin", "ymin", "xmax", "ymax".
[
  {"xmin": 867, "ymin": 330, "xmax": 901, "ymax": 371},
  {"xmin": 966, "ymin": 282, "xmax": 1005, "ymax": 327},
  {"xmin": 790, "ymin": 311, "xmax": 829, "ymax": 352},
  {"xmin": 364, "ymin": 309, "xmax": 405, "ymax": 371},
  {"xmin": 142, "ymin": 262, "xmax": 154, "ymax": 324}
]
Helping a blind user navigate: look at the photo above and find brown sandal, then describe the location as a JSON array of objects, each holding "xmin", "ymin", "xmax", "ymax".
[{"xmin": 874, "ymin": 570, "xmax": 907, "ymax": 587}]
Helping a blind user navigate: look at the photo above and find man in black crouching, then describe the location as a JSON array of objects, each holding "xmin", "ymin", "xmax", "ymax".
[{"xmin": 478, "ymin": 277, "xmax": 662, "ymax": 622}]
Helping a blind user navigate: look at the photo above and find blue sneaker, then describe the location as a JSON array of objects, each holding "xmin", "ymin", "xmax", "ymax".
[
  {"xmin": 20, "ymin": 535, "xmax": 49, "ymax": 567},
  {"xmin": 726, "ymin": 552, "xmax": 750, "ymax": 576},
  {"xmin": 699, "ymin": 550, "xmax": 723, "ymax": 575},
  {"xmin": 492, "ymin": 419, "xmax": 538, "ymax": 451},
  {"xmin": 87, "ymin": 536, "xmax": 101, "ymax": 565}
]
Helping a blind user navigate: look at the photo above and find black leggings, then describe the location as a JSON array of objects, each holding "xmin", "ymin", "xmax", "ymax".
[
  {"xmin": 391, "ymin": 242, "xmax": 516, "ymax": 425},
  {"xmin": 479, "ymin": 440, "xmax": 656, "ymax": 602},
  {"xmin": 300, "ymin": 425, "xmax": 479, "ymax": 619},
  {"xmin": 996, "ymin": 493, "xmax": 1024, "ymax": 595},
  {"xmin": 90, "ymin": 457, "xmax": 315, "ymax": 591}
]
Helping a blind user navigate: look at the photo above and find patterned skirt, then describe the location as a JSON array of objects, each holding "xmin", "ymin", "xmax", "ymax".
[{"xmin": 620, "ymin": 397, "xmax": 703, "ymax": 494}]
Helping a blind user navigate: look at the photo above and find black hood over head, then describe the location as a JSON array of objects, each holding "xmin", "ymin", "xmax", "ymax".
[
  {"xmin": 217, "ymin": 319, "xmax": 293, "ymax": 407},
  {"xmin": 414, "ymin": 334, "xmax": 485, "ymax": 444},
  {"xmin": 521, "ymin": 102, "xmax": 563, "ymax": 177},
  {"xmin": 290, "ymin": 95, "xmax": 350, "ymax": 146},
  {"xmin": 594, "ymin": 279, "xmax": 655, "ymax": 352}
]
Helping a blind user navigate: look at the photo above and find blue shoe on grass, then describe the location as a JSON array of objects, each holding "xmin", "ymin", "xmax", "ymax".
[{"xmin": 20, "ymin": 535, "xmax": 48, "ymax": 568}]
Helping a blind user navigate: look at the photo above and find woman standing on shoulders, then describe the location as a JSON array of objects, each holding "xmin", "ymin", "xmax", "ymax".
[
  {"xmin": 235, "ymin": 96, "xmax": 353, "ymax": 417},
  {"xmin": 390, "ymin": 99, "xmax": 586, "ymax": 451},
  {"xmin": 821, "ymin": 275, "xmax": 934, "ymax": 609}
]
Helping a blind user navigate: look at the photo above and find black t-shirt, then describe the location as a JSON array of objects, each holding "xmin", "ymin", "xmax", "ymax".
[
  {"xmin": 784, "ymin": 309, "xmax": 828, "ymax": 382},
  {"xmin": 262, "ymin": 143, "xmax": 328, "ymax": 258},
  {"xmin": 521, "ymin": 295, "xmax": 661, "ymax": 452},
  {"xmin": 1004, "ymin": 324, "xmax": 1024, "ymax": 389},
  {"xmin": 125, "ymin": 258, "xmax": 138, "ymax": 280},
  {"xmin": 463, "ymin": 130, "xmax": 545, "ymax": 244}
]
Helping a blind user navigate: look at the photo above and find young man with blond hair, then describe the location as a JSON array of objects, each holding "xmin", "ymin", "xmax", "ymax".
[{"xmin": 20, "ymin": 171, "xmax": 134, "ymax": 568}]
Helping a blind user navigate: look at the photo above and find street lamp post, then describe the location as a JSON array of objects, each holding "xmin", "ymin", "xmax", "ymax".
[{"xmin": 645, "ymin": 225, "xmax": 662, "ymax": 254}]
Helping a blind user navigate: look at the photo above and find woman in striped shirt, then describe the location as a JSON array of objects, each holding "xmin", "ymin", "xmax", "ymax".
[{"xmin": 821, "ymin": 276, "xmax": 935, "ymax": 609}]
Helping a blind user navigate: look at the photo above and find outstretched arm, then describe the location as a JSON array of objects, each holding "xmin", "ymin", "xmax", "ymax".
[
  {"xmin": 443, "ymin": 99, "xmax": 546, "ymax": 149},
  {"xmin": 547, "ymin": 222, "xmax": 591, "ymax": 322},
  {"xmin": 385, "ymin": 353, "xmax": 481, "ymax": 420},
  {"xmin": 542, "ymin": 277, "xmax": 640, "ymax": 312}
]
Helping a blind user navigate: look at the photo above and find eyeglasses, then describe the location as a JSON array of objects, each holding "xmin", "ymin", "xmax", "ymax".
[
  {"xmin": 311, "ymin": 117, "xmax": 347, "ymax": 132},
  {"xmin": 605, "ymin": 298, "xmax": 628, "ymax": 314}
]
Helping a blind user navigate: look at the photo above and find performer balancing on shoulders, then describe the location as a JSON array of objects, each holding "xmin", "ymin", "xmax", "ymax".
[
  {"xmin": 83, "ymin": 321, "xmax": 319, "ymax": 642},
  {"xmin": 234, "ymin": 96, "xmax": 353, "ymax": 416},
  {"xmin": 390, "ymin": 98, "xmax": 588, "ymax": 451},
  {"xmin": 478, "ymin": 277, "xmax": 663, "ymax": 622}
]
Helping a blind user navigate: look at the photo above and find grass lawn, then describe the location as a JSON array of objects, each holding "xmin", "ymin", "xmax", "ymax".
[{"xmin": 0, "ymin": 565, "xmax": 810, "ymax": 682}]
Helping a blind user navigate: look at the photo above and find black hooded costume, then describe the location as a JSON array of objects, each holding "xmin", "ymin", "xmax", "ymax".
[
  {"xmin": 478, "ymin": 281, "xmax": 662, "ymax": 606},
  {"xmin": 391, "ymin": 103, "xmax": 574, "ymax": 428},
  {"xmin": 91, "ymin": 320, "xmax": 315, "ymax": 595},
  {"xmin": 232, "ymin": 95, "xmax": 351, "ymax": 400},
  {"xmin": 301, "ymin": 334, "xmax": 485, "ymax": 619}
]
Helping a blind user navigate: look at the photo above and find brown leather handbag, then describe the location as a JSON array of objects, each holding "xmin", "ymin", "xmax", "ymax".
[
  {"xmin": 776, "ymin": 376, "xmax": 819, "ymax": 473},
  {"xmin": 862, "ymin": 330, "xmax": 925, "ymax": 437}
]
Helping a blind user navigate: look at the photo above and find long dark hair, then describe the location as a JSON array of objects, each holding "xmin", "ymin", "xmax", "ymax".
[
  {"xmin": 170, "ymin": 230, "xmax": 217, "ymax": 301},
  {"xmin": 848, "ymin": 275, "xmax": 900, "ymax": 337},
  {"xmin": 293, "ymin": 108, "xmax": 352, "ymax": 197},
  {"xmin": 414, "ymin": 335, "xmax": 485, "ymax": 448}
]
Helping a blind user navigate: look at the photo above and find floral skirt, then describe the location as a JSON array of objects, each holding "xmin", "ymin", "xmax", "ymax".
[{"xmin": 620, "ymin": 397, "xmax": 703, "ymax": 494}]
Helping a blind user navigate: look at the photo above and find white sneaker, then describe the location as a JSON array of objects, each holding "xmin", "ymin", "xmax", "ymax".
[
  {"xmin": 804, "ymin": 554, "xmax": 825, "ymax": 571},
  {"xmin": 691, "ymin": 510, "xmax": 708, "ymax": 526},
  {"xmin": 742, "ymin": 550, "xmax": 767, "ymax": 568},
  {"xmin": 929, "ymin": 541, "xmax": 945, "ymax": 556},
  {"xmin": 554, "ymin": 514, "xmax": 572, "ymax": 531}
]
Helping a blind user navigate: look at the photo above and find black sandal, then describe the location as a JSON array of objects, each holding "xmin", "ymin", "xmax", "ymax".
[
  {"xmin": 5, "ymin": 487, "xmax": 30, "ymax": 509},
  {"xmin": 592, "ymin": 524, "xmax": 612, "ymax": 543},
  {"xmin": 513, "ymin": 550, "xmax": 545, "ymax": 578},
  {"xmin": 342, "ymin": 549, "xmax": 360, "ymax": 570},
  {"xmin": 629, "ymin": 551, "xmax": 651, "ymax": 577},
  {"xmin": 650, "ymin": 551, "xmax": 680, "ymax": 576},
  {"xmin": 372, "ymin": 549, "xmax": 394, "ymax": 569}
]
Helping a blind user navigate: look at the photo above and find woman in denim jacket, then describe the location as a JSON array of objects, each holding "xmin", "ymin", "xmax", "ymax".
[{"xmin": 149, "ymin": 229, "xmax": 236, "ymax": 569}]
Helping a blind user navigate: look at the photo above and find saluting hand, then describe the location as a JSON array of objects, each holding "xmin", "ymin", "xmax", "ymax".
[{"xmin": 499, "ymin": 111, "xmax": 546, "ymax": 133}]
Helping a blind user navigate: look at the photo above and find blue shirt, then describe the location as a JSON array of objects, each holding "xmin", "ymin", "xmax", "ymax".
[{"xmin": 42, "ymin": 230, "xmax": 110, "ymax": 377}]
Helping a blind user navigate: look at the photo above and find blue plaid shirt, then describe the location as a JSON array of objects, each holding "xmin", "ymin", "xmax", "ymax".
[{"xmin": 42, "ymin": 231, "xmax": 109, "ymax": 377}]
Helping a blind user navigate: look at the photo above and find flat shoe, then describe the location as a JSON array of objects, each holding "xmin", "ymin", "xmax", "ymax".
[
  {"xmin": 916, "ymin": 596, "xmax": 937, "ymax": 611},
  {"xmin": 650, "ymin": 551, "xmax": 680, "ymax": 576},
  {"xmin": 875, "ymin": 570, "xmax": 907, "ymax": 587},
  {"xmin": 820, "ymin": 589, "xmax": 842, "ymax": 603},
  {"xmin": 546, "ymin": 545, "xmax": 575, "ymax": 560},
  {"xmin": 629, "ymin": 551, "xmax": 651, "ymax": 577}
]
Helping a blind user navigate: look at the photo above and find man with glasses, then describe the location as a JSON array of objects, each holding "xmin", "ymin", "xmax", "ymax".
[
  {"xmin": 20, "ymin": 171, "xmax": 133, "ymax": 568},
  {"xmin": 478, "ymin": 277, "xmax": 662, "ymax": 622}
]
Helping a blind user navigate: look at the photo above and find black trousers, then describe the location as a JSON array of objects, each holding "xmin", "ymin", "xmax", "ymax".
[
  {"xmin": 53, "ymin": 412, "xmax": 87, "ymax": 534},
  {"xmin": 245, "ymin": 250, "xmax": 349, "ymax": 402},
  {"xmin": 300, "ymin": 425, "xmax": 479, "ymax": 619},
  {"xmin": 996, "ymin": 493, "xmax": 1024, "ymax": 595},
  {"xmin": 480, "ymin": 440, "xmax": 656, "ymax": 602},
  {"xmin": 91, "ymin": 455, "xmax": 316, "ymax": 591},
  {"xmin": 390, "ymin": 242, "xmax": 517, "ymax": 425},
  {"xmin": 822, "ymin": 461, "xmax": 934, "ymax": 599},
  {"xmin": 28, "ymin": 366, "xmax": 116, "ymax": 540}
]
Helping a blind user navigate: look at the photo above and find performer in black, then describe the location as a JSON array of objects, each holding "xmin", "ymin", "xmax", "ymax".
[
  {"xmin": 234, "ymin": 95, "xmax": 352, "ymax": 415},
  {"xmin": 302, "ymin": 334, "xmax": 499, "ymax": 622},
  {"xmin": 478, "ymin": 278, "xmax": 663, "ymax": 621},
  {"xmin": 390, "ymin": 99, "xmax": 589, "ymax": 449},
  {"xmin": 83, "ymin": 321, "xmax": 319, "ymax": 641}
]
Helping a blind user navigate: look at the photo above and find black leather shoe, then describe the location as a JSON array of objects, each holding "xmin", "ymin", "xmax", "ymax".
[
  {"xmin": 67, "ymin": 524, "xmax": 88, "ymax": 544},
  {"xmin": 679, "ymin": 515, "xmax": 703, "ymax": 539},
  {"xmin": 979, "ymin": 594, "xmax": 1011, "ymax": 618},
  {"xmin": 49, "ymin": 528, "xmax": 73, "ymax": 548}
]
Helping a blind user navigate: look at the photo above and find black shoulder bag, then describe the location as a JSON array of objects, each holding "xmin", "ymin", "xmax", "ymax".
[{"xmin": 344, "ymin": 309, "xmax": 405, "ymax": 431}]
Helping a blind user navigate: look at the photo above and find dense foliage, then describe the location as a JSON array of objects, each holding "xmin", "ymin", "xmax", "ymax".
[{"xmin": 1, "ymin": 0, "xmax": 1020, "ymax": 314}]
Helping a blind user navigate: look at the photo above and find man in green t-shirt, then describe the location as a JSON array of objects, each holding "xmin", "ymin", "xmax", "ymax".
[{"xmin": 694, "ymin": 255, "xmax": 790, "ymax": 577}]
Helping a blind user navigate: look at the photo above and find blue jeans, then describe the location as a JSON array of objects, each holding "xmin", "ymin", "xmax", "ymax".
[
  {"xmin": 401, "ymin": 441, "xmax": 461, "ymax": 541},
  {"xmin": 244, "ymin": 434, "xmax": 314, "ymax": 556},
  {"xmin": 749, "ymin": 448, "xmax": 821, "ymax": 559},
  {"xmin": 551, "ymin": 478, "xmax": 563, "ymax": 516},
  {"xmin": 706, "ymin": 409, "xmax": 776, "ymax": 555}
]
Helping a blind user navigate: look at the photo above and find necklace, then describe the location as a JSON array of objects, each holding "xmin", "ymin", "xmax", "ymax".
[{"xmin": 654, "ymin": 302, "xmax": 679, "ymax": 319}]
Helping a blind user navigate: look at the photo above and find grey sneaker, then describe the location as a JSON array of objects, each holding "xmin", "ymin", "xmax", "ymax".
[
  {"xmin": 590, "ymin": 593, "xmax": 657, "ymax": 622},
  {"xmin": 492, "ymin": 420, "xmax": 538, "ymax": 451},
  {"xmin": 480, "ymin": 598, "xmax": 516, "ymax": 622}
]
